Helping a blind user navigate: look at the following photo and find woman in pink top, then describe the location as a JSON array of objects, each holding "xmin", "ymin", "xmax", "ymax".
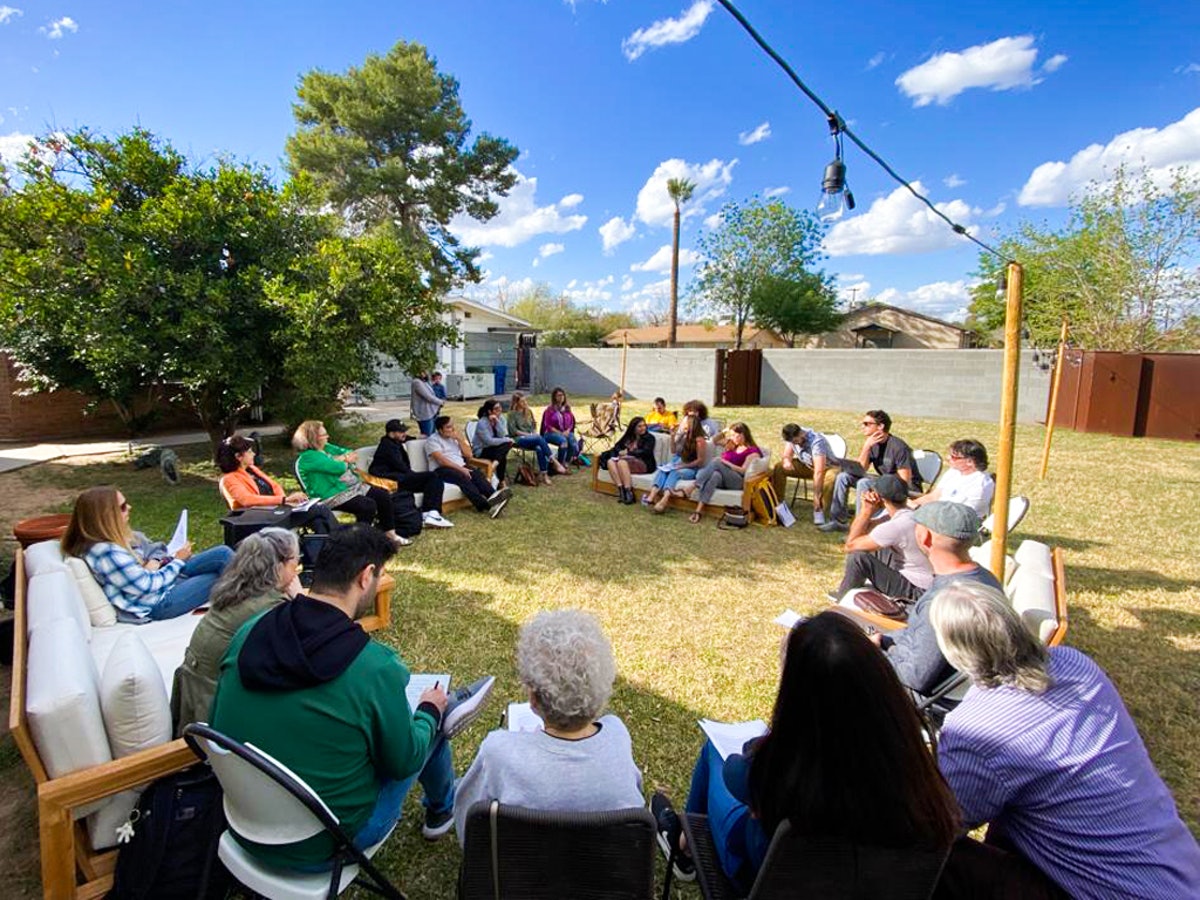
[
  {"xmin": 690, "ymin": 422, "xmax": 762, "ymax": 523},
  {"xmin": 539, "ymin": 386, "xmax": 581, "ymax": 466}
]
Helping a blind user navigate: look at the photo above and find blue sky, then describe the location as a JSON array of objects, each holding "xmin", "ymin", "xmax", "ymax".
[{"xmin": 2, "ymin": 1, "xmax": 1198, "ymax": 323}]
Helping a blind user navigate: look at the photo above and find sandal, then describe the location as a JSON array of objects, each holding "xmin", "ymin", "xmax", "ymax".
[{"xmin": 688, "ymin": 512, "xmax": 702, "ymax": 524}]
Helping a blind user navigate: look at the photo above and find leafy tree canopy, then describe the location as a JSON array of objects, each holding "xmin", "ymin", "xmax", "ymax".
[
  {"xmin": 505, "ymin": 284, "xmax": 636, "ymax": 347},
  {"xmin": 749, "ymin": 271, "xmax": 844, "ymax": 347},
  {"xmin": 968, "ymin": 165, "xmax": 1200, "ymax": 351},
  {"xmin": 690, "ymin": 197, "xmax": 825, "ymax": 347},
  {"xmin": 286, "ymin": 40, "xmax": 519, "ymax": 292}
]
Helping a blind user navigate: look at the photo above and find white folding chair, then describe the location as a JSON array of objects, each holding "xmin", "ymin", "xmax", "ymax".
[
  {"xmin": 912, "ymin": 449, "xmax": 942, "ymax": 493},
  {"xmin": 184, "ymin": 723, "xmax": 405, "ymax": 900},
  {"xmin": 981, "ymin": 495, "xmax": 1031, "ymax": 537}
]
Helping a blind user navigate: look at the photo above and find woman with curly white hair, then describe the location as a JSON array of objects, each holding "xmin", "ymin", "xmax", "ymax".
[{"xmin": 452, "ymin": 609, "xmax": 644, "ymax": 844}]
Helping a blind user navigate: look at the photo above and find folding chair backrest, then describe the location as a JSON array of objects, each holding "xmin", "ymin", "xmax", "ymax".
[
  {"xmin": 465, "ymin": 419, "xmax": 480, "ymax": 447},
  {"xmin": 458, "ymin": 801, "xmax": 656, "ymax": 899},
  {"xmin": 294, "ymin": 458, "xmax": 310, "ymax": 494},
  {"xmin": 748, "ymin": 823, "xmax": 948, "ymax": 900},
  {"xmin": 823, "ymin": 433, "xmax": 848, "ymax": 461},
  {"xmin": 913, "ymin": 450, "xmax": 942, "ymax": 488},
  {"xmin": 981, "ymin": 495, "xmax": 1030, "ymax": 536},
  {"xmin": 186, "ymin": 724, "xmax": 332, "ymax": 846}
]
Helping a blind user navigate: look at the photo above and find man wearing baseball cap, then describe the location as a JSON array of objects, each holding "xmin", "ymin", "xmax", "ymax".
[
  {"xmin": 873, "ymin": 501, "xmax": 1002, "ymax": 696},
  {"xmin": 831, "ymin": 474, "xmax": 933, "ymax": 603},
  {"xmin": 369, "ymin": 420, "xmax": 454, "ymax": 529}
]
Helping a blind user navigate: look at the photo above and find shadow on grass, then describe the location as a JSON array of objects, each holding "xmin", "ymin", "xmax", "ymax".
[
  {"xmin": 1020, "ymin": 533, "xmax": 1106, "ymax": 553},
  {"xmin": 1067, "ymin": 566, "xmax": 1200, "ymax": 595}
]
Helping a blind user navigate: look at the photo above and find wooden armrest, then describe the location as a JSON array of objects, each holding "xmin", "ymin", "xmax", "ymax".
[
  {"xmin": 39, "ymin": 740, "xmax": 199, "ymax": 811},
  {"xmin": 830, "ymin": 604, "xmax": 908, "ymax": 633},
  {"xmin": 466, "ymin": 457, "xmax": 496, "ymax": 479}
]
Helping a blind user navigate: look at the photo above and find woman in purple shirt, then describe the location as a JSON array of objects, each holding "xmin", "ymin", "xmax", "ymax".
[
  {"xmin": 539, "ymin": 386, "xmax": 580, "ymax": 467},
  {"xmin": 689, "ymin": 422, "xmax": 761, "ymax": 524}
]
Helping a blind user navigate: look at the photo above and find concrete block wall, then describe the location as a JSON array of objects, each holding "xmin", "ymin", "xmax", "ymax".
[
  {"xmin": 760, "ymin": 349, "xmax": 1051, "ymax": 423},
  {"xmin": 535, "ymin": 348, "xmax": 718, "ymax": 406}
]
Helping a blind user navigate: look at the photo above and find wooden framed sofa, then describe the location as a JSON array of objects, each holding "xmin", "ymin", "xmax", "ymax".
[
  {"xmin": 10, "ymin": 540, "xmax": 393, "ymax": 899},
  {"xmin": 590, "ymin": 431, "xmax": 773, "ymax": 521},
  {"xmin": 353, "ymin": 438, "xmax": 497, "ymax": 513}
]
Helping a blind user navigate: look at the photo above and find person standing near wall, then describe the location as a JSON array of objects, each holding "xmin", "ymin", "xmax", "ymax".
[{"xmin": 411, "ymin": 372, "xmax": 444, "ymax": 437}]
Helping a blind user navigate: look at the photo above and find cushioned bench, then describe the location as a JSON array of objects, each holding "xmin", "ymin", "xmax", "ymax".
[
  {"xmin": 354, "ymin": 437, "xmax": 497, "ymax": 513},
  {"xmin": 590, "ymin": 431, "xmax": 773, "ymax": 521}
]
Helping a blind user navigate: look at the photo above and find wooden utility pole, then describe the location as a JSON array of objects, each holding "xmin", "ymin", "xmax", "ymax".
[
  {"xmin": 1038, "ymin": 318, "xmax": 1070, "ymax": 480},
  {"xmin": 990, "ymin": 262, "xmax": 1023, "ymax": 579}
]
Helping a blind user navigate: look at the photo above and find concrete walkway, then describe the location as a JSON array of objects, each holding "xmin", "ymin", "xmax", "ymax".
[{"xmin": 0, "ymin": 399, "xmax": 413, "ymax": 475}]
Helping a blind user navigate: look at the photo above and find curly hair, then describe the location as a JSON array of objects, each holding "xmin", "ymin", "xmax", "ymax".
[
  {"xmin": 517, "ymin": 610, "xmax": 616, "ymax": 730},
  {"xmin": 209, "ymin": 528, "xmax": 298, "ymax": 611}
]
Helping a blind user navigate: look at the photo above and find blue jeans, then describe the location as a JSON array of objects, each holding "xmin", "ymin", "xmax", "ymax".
[
  {"xmin": 417, "ymin": 418, "xmax": 436, "ymax": 437},
  {"xmin": 829, "ymin": 472, "xmax": 873, "ymax": 523},
  {"xmin": 353, "ymin": 734, "xmax": 455, "ymax": 850},
  {"xmin": 652, "ymin": 456, "xmax": 698, "ymax": 492},
  {"xmin": 149, "ymin": 545, "xmax": 234, "ymax": 620},
  {"xmin": 543, "ymin": 432, "xmax": 579, "ymax": 464},
  {"xmin": 514, "ymin": 434, "xmax": 553, "ymax": 472},
  {"xmin": 686, "ymin": 740, "xmax": 753, "ymax": 888}
]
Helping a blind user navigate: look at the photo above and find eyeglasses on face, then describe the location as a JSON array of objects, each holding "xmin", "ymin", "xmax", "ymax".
[
  {"xmin": 860, "ymin": 420, "xmax": 876, "ymax": 427},
  {"xmin": 119, "ymin": 500, "xmax": 130, "ymax": 511}
]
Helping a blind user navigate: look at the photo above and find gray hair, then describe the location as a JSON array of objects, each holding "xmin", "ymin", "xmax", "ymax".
[
  {"xmin": 210, "ymin": 528, "xmax": 299, "ymax": 611},
  {"xmin": 517, "ymin": 610, "xmax": 616, "ymax": 730},
  {"xmin": 929, "ymin": 581, "xmax": 1051, "ymax": 693}
]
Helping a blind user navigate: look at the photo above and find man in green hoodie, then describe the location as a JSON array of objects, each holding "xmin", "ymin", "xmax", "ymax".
[{"xmin": 210, "ymin": 524, "xmax": 493, "ymax": 867}]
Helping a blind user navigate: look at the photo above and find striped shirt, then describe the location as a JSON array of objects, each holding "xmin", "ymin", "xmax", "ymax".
[
  {"xmin": 938, "ymin": 646, "xmax": 1200, "ymax": 899},
  {"xmin": 84, "ymin": 541, "xmax": 185, "ymax": 619},
  {"xmin": 787, "ymin": 429, "xmax": 832, "ymax": 468}
]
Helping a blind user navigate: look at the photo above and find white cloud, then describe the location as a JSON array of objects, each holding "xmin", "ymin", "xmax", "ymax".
[
  {"xmin": 451, "ymin": 171, "xmax": 587, "ymax": 247},
  {"xmin": 896, "ymin": 35, "xmax": 1062, "ymax": 106},
  {"xmin": 985, "ymin": 201, "xmax": 1007, "ymax": 217},
  {"xmin": 564, "ymin": 275, "xmax": 615, "ymax": 306},
  {"xmin": 559, "ymin": 193, "xmax": 584, "ymax": 208},
  {"xmin": 458, "ymin": 273, "xmax": 539, "ymax": 306},
  {"xmin": 703, "ymin": 212, "xmax": 723, "ymax": 230},
  {"xmin": 620, "ymin": 277, "xmax": 672, "ymax": 318},
  {"xmin": 836, "ymin": 276, "xmax": 871, "ymax": 305},
  {"xmin": 1176, "ymin": 63, "xmax": 1200, "ymax": 76},
  {"xmin": 620, "ymin": 275, "xmax": 635, "ymax": 291},
  {"xmin": 0, "ymin": 6, "xmax": 22, "ymax": 25},
  {"xmin": 634, "ymin": 157, "xmax": 737, "ymax": 228},
  {"xmin": 1042, "ymin": 54, "xmax": 1068, "ymax": 74},
  {"xmin": 875, "ymin": 279, "xmax": 976, "ymax": 321},
  {"xmin": 1019, "ymin": 107, "xmax": 1200, "ymax": 207},
  {"xmin": 943, "ymin": 173, "xmax": 966, "ymax": 188},
  {"xmin": 738, "ymin": 121, "xmax": 771, "ymax": 145},
  {"xmin": 867, "ymin": 51, "xmax": 887, "ymax": 70},
  {"xmin": 823, "ymin": 181, "xmax": 980, "ymax": 256},
  {"xmin": 0, "ymin": 131, "xmax": 35, "ymax": 165},
  {"xmin": 40, "ymin": 15, "xmax": 77, "ymax": 38},
  {"xmin": 763, "ymin": 186, "xmax": 790, "ymax": 198},
  {"xmin": 622, "ymin": 0, "xmax": 713, "ymax": 62},
  {"xmin": 477, "ymin": 251, "xmax": 494, "ymax": 263},
  {"xmin": 630, "ymin": 244, "xmax": 701, "ymax": 274},
  {"xmin": 599, "ymin": 215, "xmax": 636, "ymax": 253},
  {"xmin": 538, "ymin": 242, "xmax": 565, "ymax": 259}
]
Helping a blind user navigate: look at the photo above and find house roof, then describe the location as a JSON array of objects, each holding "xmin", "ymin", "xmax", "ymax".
[
  {"xmin": 445, "ymin": 296, "xmax": 535, "ymax": 330},
  {"xmin": 601, "ymin": 324, "xmax": 783, "ymax": 345},
  {"xmin": 842, "ymin": 302, "xmax": 973, "ymax": 334}
]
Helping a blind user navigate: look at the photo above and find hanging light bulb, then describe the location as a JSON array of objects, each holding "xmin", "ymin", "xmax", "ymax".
[{"xmin": 817, "ymin": 114, "xmax": 855, "ymax": 222}]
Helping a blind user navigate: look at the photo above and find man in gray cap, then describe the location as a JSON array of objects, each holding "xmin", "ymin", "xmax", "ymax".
[
  {"xmin": 369, "ymin": 419, "xmax": 453, "ymax": 529},
  {"xmin": 831, "ymin": 474, "xmax": 933, "ymax": 602},
  {"xmin": 873, "ymin": 501, "xmax": 1002, "ymax": 696}
]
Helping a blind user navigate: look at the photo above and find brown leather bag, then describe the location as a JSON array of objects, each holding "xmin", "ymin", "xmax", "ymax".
[
  {"xmin": 852, "ymin": 588, "xmax": 909, "ymax": 621},
  {"xmin": 515, "ymin": 463, "xmax": 538, "ymax": 487}
]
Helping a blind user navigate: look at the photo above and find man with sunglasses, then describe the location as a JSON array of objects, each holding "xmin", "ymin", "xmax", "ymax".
[{"xmin": 820, "ymin": 409, "xmax": 919, "ymax": 532}]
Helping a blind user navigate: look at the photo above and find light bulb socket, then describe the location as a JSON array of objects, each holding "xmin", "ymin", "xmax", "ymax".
[{"xmin": 821, "ymin": 159, "xmax": 846, "ymax": 194}]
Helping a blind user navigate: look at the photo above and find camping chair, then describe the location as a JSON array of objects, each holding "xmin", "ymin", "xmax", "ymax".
[
  {"xmin": 457, "ymin": 800, "xmax": 656, "ymax": 899},
  {"xmin": 676, "ymin": 815, "xmax": 949, "ymax": 900},
  {"xmin": 183, "ymin": 723, "xmax": 406, "ymax": 900},
  {"xmin": 980, "ymin": 495, "xmax": 1031, "ymax": 537},
  {"xmin": 910, "ymin": 449, "xmax": 943, "ymax": 496},
  {"xmin": 787, "ymin": 432, "xmax": 847, "ymax": 508},
  {"xmin": 579, "ymin": 402, "xmax": 621, "ymax": 457}
]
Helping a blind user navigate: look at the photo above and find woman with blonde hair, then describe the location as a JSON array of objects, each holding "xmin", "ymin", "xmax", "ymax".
[
  {"xmin": 62, "ymin": 486, "xmax": 233, "ymax": 621},
  {"xmin": 292, "ymin": 420, "xmax": 410, "ymax": 548},
  {"xmin": 644, "ymin": 403, "xmax": 708, "ymax": 512},
  {"xmin": 171, "ymin": 527, "xmax": 300, "ymax": 735}
]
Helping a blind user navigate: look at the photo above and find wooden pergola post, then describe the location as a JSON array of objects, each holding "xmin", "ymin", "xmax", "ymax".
[
  {"xmin": 990, "ymin": 262, "xmax": 1023, "ymax": 578},
  {"xmin": 620, "ymin": 330, "xmax": 628, "ymax": 396},
  {"xmin": 1038, "ymin": 317, "xmax": 1070, "ymax": 480}
]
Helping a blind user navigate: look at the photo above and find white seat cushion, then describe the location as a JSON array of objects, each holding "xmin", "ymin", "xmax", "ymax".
[
  {"xmin": 969, "ymin": 541, "xmax": 1017, "ymax": 585},
  {"xmin": 1013, "ymin": 540, "xmax": 1053, "ymax": 577},
  {"xmin": 90, "ymin": 614, "xmax": 203, "ymax": 699},
  {"xmin": 65, "ymin": 556, "xmax": 118, "ymax": 627},
  {"xmin": 24, "ymin": 540, "xmax": 67, "ymax": 576},
  {"xmin": 1007, "ymin": 568, "xmax": 1059, "ymax": 642},
  {"xmin": 27, "ymin": 569, "xmax": 92, "ymax": 642}
]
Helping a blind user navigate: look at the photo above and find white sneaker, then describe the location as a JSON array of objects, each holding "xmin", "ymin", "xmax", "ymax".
[
  {"xmin": 391, "ymin": 534, "xmax": 413, "ymax": 547},
  {"xmin": 813, "ymin": 510, "xmax": 826, "ymax": 526},
  {"xmin": 422, "ymin": 511, "xmax": 454, "ymax": 528}
]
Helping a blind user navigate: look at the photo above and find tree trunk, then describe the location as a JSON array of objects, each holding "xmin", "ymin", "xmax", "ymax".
[{"xmin": 668, "ymin": 204, "xmax": 681, "ymax": 347}]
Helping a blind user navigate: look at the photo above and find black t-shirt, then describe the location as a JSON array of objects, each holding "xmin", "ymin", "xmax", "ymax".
[{"xmin": 869, "ymin": 434, "xmax": 921, "ymax": 491}]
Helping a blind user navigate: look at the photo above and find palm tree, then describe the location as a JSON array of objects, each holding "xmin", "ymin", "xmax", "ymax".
[{"xmin": 666, "ymin": 177, "xmax": 696, "ymax": 347}]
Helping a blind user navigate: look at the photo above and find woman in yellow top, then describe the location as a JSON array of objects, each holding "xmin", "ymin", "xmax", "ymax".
[{"xmin": 645, "ymin": 397, "xmax": 678, "ymax": 433}]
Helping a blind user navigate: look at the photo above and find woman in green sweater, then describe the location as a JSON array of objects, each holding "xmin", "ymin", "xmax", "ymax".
[
  {"xmin": 292, "ymin": 419, "xmax": 409, "ymax": 548},
  {"xmin": 171, "ymin": 527, "xmax": 299, "ymax": 735}
]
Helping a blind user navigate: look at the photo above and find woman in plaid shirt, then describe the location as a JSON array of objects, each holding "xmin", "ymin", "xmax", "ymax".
[{"xmin": 62, "ymin": 486, "xmax": 233, "ymax": 621}]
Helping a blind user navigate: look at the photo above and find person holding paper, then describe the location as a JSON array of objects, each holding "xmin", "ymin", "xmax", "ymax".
[
  {"xmin": 452, "ymin": 610, "xmax": 644, "ymax": 845},
  {"xmin": 62, "ymin": 486, "xmax": 233, "ymax": 621},
  {"xmin": 644, "ymin": 405, "xmax": 708, "ymax": 511}
]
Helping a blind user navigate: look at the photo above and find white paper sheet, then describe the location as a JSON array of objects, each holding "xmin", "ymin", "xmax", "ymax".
[
  {"xmin": 406, "ymin": 673, "xmax": 451, "ymax": 713},
  {"xmin": 505, "ymin": 701, "xmax": 545, "ymax": 733},
  {"xmin": 167, "ymin": 509, "xmax": 188, "ymax": 555},
  {"xmin": 698, "ymin": 718, "xmax": 768, "ymax": 760},
  {"xmin": 774, "ymin": 609, "xmax": 803, "ymax": 629},
  {"xmin": 291, "ymin": 497, "xmax": 320, "ymax": 512}
]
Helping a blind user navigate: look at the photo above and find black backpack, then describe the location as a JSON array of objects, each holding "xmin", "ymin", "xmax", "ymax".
[
  {"xmin": 391, "ymin": 490, "xmax": 424, "ymax": 538},
  {"xmin": 106, "ymin": 764, "xmax": 231, "ymax": 900}
]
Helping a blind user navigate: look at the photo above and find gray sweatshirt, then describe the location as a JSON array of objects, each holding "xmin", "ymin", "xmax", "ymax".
[
  {"xmin": 410, "ymin": 377, "xmax": 443, "ymax": 422},
  {"xmin": 452, "ymin": 714, "xmax": 644, "ymax": 845}
]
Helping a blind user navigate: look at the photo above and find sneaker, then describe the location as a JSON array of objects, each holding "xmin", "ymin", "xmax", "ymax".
[
  {"xmin": 489, "ymin": 497, "xmax": 510, "ymax": 519},
  {"xmin": 818, "ymin": 520, "xmax": 848, "ymax": 533},
  {"xmin": 641, "ymin": 494, "xmax": 653, "ymax": 506},
  {"xmin": 813, "ymin": 510, "xmax": 826, "ymax": 526},
  {"xmin": 650, "ymin": 792, "xmax": 696, "ymax": 882},
  {"xmin": 486, "ymin": 486, "xmax": 513, "ymax": 508},
  {"xmin": 391, "ymin": 534, "xmax": 414, "ymax": 547},
  {"xmin": 421, "ymin": 807, "xmax": 454, "ymax": 841},
  {"xmin": 442, "ymin": 676, "xmax": 496, "ymax": 739},
  {"xmin": 422, "ymin": 510, "xmax": 454, "ymax": 528},
  {"xmin": 826, "ymin": 591, "xmax": 842, "ymax": 603}
]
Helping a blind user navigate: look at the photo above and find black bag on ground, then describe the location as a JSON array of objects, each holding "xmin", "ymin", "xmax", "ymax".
[
  {"xmin": 106, "ymin": 764, "xmax": 231, "ymax": 900},
  {"xmin": 391, "ymin": 490, "xmax": 423, "ymax": 538}
]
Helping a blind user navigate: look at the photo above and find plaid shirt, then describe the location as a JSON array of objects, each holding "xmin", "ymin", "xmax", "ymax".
[{"xmin": 84, "ymin": 541, "xmax": 184, "ymax": 618}]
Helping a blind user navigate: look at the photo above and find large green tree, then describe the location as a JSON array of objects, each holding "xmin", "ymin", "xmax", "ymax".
[
  {"xmin": 749, "ymin": 271, "xmax": 844, "ymax": 347},
  {"xmin": 0, "ymin": 128, "xmax": 455, "ymax": 453},
  {"xmin": 286, "ymin": 40, "xmax": 519, "ymax": 291},
  {"xmin": 690, "ymin": 197, "xmax": 826, "ymax": 347},
  {"xmin": 968, "ymin": 165, "xmax": 1200, "ymax": 351},
  {"xmin": 507, "ymin": 284, "xmax": 636, "ymax": 347}
]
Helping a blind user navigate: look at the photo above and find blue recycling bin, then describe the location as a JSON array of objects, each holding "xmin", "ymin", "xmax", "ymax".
[{"xmin": 493, "ymin": 365, "xmax": 507, "ymax": 395}]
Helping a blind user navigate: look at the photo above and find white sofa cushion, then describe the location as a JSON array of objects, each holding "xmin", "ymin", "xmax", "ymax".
[
  {"xmin": 27, "ymin": 570, "xmax": 92, "ymax": 642},
  {"xmin": 24, "ymin": 539, "xmax": 67, "ymax": 576},
  {"xmin": 100, "ymin": 631, "xmax": 172, "ymax": 758},
  {"xmin": 1007, "ymin": 567, "xmax": 1059, "ymax": 643},
  {"xmin": 90, "ymin": 614, "xmax": 203, "ymax": 700},
  {"xmin": 65, "ymin": 556, "xmax": 118, "ymax": 627},
  {"xmin": 969, "ymin": 541, "xmax": 1017, "ymax": 585},
  {"xmin": 1013, "ymin": 540, "xmax": 1054, "ymax": 578},
  {"xmin": 356, "ymin": 439, "xmax": 493, "ymax": 508}
]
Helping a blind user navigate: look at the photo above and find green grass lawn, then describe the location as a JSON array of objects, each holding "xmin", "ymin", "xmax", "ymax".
[{"xmin": 2, "ymin": 400, "xmax": 1198, "ymax": 898}]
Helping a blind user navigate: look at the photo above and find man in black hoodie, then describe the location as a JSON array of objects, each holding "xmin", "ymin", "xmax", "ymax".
[
  {"xmin": 209, "ymin": 525, "xmax": 492, "ymax": 868},
  {"xmin": 369, "ymin": 419, "xmax": 453, "ymax": 529}
]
